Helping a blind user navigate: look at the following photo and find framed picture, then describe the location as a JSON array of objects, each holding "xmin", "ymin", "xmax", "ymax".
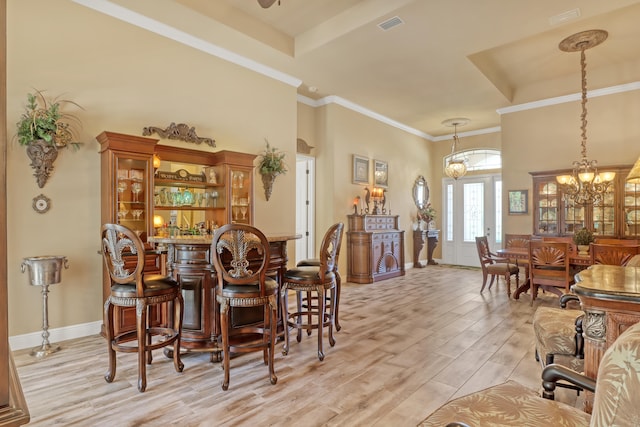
[
  {"xmin": 508, "ymin": 190, "xmax": 528, "ymax": 214},
  {"xmin": 374, "ymin": 159, "xmax": 388, "ymax": 187},
  {"xmin": 352, "ymin": 155, "xmax": 369, "ymax": 185}
]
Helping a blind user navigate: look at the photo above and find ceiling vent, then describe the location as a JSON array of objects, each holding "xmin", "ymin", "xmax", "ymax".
[
  {"xmin": 378, "ymin": 16, "xmax": 404, "ymax": 31},
  {"xmin": 549, "ymin": 9, "xmax": 580, "ymax": 26}
]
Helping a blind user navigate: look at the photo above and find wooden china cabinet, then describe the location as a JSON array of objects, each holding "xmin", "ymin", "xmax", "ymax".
[
  {"xmin": 98, "ymin": 131, "xmax": 257, "ymax": 344},
  {"xmin": 98, "ymin": 131, "xmax": 164, "ymax": 337},
  {"xmin": 531, "ymin": 165, "xmax": 640, "ymax": 238}
]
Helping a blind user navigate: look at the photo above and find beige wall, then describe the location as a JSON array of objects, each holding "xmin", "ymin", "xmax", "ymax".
[
  {"xmin": 299, "ymin": 103, "xmax": 433, "ymax": 274},
  {"xmin": 7, "ymin": 0, "xmax": 296, "ymax": 336},
  {"xmin": 8, "ymin": 1, "xmax": 640, "ymax": 340}
]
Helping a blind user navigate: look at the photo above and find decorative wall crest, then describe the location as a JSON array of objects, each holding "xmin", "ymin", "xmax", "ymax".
[{"xmin": 142, "ymin": 122, "xmax": 216, "ymax": 147}]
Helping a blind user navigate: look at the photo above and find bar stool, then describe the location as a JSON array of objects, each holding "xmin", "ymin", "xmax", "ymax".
[
  {"xmin": 211, "ymin": 224, "xmax": 278, "ymax": 390},
  {"xmin": 101, "ymin": 223, "xmax": 184, "ymax": 392},
  {"xmin": 281, "ymin": 223, "xmax": 344, "ymax": 361},
  {"xmin": 295, "ymin": 227, "xmax": 344, "ymax": 331}
]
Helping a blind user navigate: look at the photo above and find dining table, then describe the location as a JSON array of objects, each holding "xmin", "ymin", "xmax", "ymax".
[{"xmin": 496, "ymin": 247, "xmax": 590, "ymax": 299}]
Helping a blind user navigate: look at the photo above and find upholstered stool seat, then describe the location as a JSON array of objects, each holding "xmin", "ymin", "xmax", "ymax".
[
  {"xmin": 284, "ymin": 267, "xmax": 335, "ymax": 284},
  {"xmin": 281, "ymin": 223, "xmax": 343, "ymax": 361}
]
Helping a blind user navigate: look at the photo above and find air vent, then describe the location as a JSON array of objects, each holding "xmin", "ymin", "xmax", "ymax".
[
  {"xmin": 378, "ymin": 16, "xmax": 404, "ymax": 31},
  {"xmin": 549, "ymin": 9, "xmax": 580, "ymax": 26}
]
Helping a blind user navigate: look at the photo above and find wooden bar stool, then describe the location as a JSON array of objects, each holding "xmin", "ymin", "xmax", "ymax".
[
  {"xmin": 101, "ymin": 223, "xmax": 184, "ymax": 392},
  {"xmin": 295, "ymin": 227, "xmax": 344, "ymax": 331},
  {"xmin": 281, "ymin": 223, "xmax": 344, "ymax": 361},
  {"xmin": 211, "ymin": 224, "xmax": 278, "ymax": 390}
]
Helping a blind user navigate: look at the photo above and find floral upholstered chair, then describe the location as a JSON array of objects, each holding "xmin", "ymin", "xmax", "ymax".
[
  {"xmin": 418, "ymin": 320, "xmax": 640, "ymax": 426},
  {"xmin": 532, "ymin": 293, "xmax": 584, "ymax": 372}
]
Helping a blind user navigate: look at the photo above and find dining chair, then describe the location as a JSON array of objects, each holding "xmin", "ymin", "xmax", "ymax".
[
  {"xmin": 281, "ymin": 223, "xmax": 344, "ymax": 361},
  {"xmin": 504, "ymin": 233, "xmax": 531, "ymax": 277},
  {"xmin": 101, "ymin": 223, "xmax": 184, "ymax": 392},
  {"xmin": 589, "ymin": 243, "xmax": 640, "ymax": 266},
  {"xmin": 475, "ymin": 236, "xmax": 520, "ymax": 297},
  {"xmin": 627, "ymin": 254, "xmax": 640, "ymax": 266},
  {"xmin": 528, "ymin": 240, "xmax": 573, "ymax": 304},
  {"xmin": 418, "ymin": 320, "xmax": 640, "ymax": 427},
  {"xmin": 211, "ymin": 224, "xmax": 278, "ymax": 390}
]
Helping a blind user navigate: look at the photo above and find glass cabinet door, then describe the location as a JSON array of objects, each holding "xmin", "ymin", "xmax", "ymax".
[
  {"xmin": 563, "ymin": 197, "xmax": 585, "ymax": 235},
  {"xmin": 592, "ymin": 184, "xmax": 616, "ymax": 237},
  {"xmin": 229, "ymin": 166, "xmax": 253, "ymax": 225},
  {"xmin": 534, "ymin": 179, "xmax": 559, "ymax": 235},
  {"xmin": 623, "ymin": 181, "xmax": 640, "ymax": 237},
  {"xmin": 115, "ymin": 158, "xmax": 150, "ymax": 239}
]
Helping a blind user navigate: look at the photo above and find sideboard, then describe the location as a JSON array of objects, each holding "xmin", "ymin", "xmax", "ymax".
[{"xmin": 346, "ymin": 214, "xmax": 405, "ymax": 283}]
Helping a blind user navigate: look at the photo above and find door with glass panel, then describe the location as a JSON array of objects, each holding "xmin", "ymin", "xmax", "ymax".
[{"xmin": 441, "ymin": 174, "xmax": 502, "ymax": 267}]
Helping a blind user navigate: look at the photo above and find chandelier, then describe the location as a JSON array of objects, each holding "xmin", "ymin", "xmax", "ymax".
[
  {"xmin": 443, "ymin": 118, "xmax": 469, "ymax": 180},
  {"xmin": 555, "ymin": 30, "xmax": 614, "ymax": 205}
]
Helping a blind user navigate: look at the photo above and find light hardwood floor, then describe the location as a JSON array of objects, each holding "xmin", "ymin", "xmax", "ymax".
[{"xmin": 13, "ymin": 265, "xmax": 579, "ymax": 426}]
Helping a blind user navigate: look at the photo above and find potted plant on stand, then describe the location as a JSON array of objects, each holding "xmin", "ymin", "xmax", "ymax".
[
  {"xmin": 257, "ymin": 140, "xmax": 287, "ymax": 201},
  {"xmin": 16, "ymin": 90, "xmax": 82, "ymax": 188},
  {"xmin": 573, "ymin": 227, "xmax": 594, "ymax": 255}
]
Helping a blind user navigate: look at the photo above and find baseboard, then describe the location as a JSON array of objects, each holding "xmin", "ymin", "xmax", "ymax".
[
  {"xmin": 9, "ymin": 321, "xmax": 102, "ymax": 351},
  {"xmin": 407, "ymin": 258, "xmax": 441, "ymax": 269}
]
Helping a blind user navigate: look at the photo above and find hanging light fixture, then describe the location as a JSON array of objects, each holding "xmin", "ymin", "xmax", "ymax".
[
  {"xmin": 555, "ymin": 30, "xmax": 615, "ymax": 205},
  {"xmin": 443, "ymin": 118, "xmax": 469, "ymax": 180}
]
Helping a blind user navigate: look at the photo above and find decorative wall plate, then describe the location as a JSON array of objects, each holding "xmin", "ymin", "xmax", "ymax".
[{"xmin": 32, "ymin": 194, "xmax": 51, "ymax": 213}]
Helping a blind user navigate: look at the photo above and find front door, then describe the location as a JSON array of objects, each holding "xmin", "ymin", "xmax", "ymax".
[{"xmin": 441, "ymin": 174, "xmax": 502, "ymax": 267}]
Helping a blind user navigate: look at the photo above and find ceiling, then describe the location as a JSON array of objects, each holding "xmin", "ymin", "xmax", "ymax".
[{"xmin": 90, "ymin": 0, "xmax": 640, "ymax": 139}]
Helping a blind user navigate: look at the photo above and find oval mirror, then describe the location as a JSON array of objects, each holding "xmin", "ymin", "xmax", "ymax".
[{"xmin": 413, "ymin": 175, "xmax": 429, "ymax": 209}]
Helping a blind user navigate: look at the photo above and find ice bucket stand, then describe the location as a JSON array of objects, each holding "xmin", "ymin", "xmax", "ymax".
[{"xmin": 21, "ymin": 255, "xmax": 69, "ymax": 358}]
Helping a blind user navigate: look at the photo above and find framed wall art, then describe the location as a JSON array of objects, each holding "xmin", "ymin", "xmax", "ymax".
[
  {"xmin": 508, "ymin": 189, "xmax": 528, "ymax": 214},
  {"xmin": 352, "ymin": 155, "xmax": 370, "ymax": 185},
  {"xmin": 374, "ymin": 159, "xmax": 388, "ymax": 187}
]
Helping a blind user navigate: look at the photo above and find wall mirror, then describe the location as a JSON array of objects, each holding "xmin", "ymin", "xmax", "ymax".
[{"xmin": 413, "ymin": 175, "xmax": 429, "ymax": 209}]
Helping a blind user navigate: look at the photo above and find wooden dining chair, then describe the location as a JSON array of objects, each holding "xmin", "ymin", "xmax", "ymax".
[
  {"xmin": 589, "ymin": 243, "xmax": 640, "ymax": 266},
  {"xmin": 528, "ymin": 240, "xmax": 573, "ymax": 304},
  {"xmin": 475, "ymin": 236, "xmax": 520, "ymax": 297},
  {"xmin": 504, "ymin": 233, "xmax": 531, "ymax": 277}
]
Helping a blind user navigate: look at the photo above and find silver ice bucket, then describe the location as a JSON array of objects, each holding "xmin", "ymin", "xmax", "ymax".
[{"xmin": 21, "ymin": 256, "xmax": 69, "ymax": 286}]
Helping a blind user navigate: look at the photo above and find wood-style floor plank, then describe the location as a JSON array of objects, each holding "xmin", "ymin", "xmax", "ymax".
[{"xmin": 13, "ymin": 265, "xmax": 580, "ymax": 426}]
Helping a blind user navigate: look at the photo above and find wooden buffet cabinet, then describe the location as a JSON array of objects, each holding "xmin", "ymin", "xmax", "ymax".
[
  {"xmin": 346, "ymin": 214, "xmax": 405, "ymax": 283},
  {"xmin": 531, "ymin": 165, "xmax": 640, "ymax": 239},
  {"xmin": 98, "ymin": 131, "xmax": 257, "ymax": 340}
]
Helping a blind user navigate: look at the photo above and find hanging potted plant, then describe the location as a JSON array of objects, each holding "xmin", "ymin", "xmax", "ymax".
[
  {"xmin": 16, "ymin": 90, "xmax": 83, "ymax": 188},
  {"xmin": 257, "ymin": 140, "xmax": 287, "ymax": 201}
]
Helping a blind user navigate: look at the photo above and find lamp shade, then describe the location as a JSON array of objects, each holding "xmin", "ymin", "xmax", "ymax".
[
  {"xmin": 445, "ymin": 160, "xmax": 467, "ymax": 180},
  {"xmin": 627, "ymin": 157, "xmax": 640, "ymax": 184}
]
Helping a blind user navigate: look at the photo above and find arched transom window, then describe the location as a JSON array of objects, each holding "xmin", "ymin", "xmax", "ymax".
[{"xmin": 443, "ymin": 149, "xmax": 501, "ymax": 172}]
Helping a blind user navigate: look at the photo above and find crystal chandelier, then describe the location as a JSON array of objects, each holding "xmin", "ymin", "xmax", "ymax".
[
  {"xmin": 555, "ymin": 30, "xmax": 615, "ymax": 205},
  {"xmin": 443, "ymin": 118, "xmax": 469, "ymax": 180}
]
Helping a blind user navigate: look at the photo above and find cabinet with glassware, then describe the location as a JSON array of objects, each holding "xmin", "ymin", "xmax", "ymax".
[
  {"xmin": 153, "ymin": 146, "xmax": 255, "ymax": 231},
  {"xmin": 531, "ymin": 165, "xmax": 639, "ymax": 238},
  {"xmin": 98, "ymin": 131, "xmax": 164, "ymax": 337},
  {"xmin": 99, "ymin": 131, "xmax": 257, "ymax": 339}
]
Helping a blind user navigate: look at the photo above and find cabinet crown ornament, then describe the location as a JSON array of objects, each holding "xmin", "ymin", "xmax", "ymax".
[{"xmin": 142, "ymin": 122, "xmax": 216, "ymax": 147}]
